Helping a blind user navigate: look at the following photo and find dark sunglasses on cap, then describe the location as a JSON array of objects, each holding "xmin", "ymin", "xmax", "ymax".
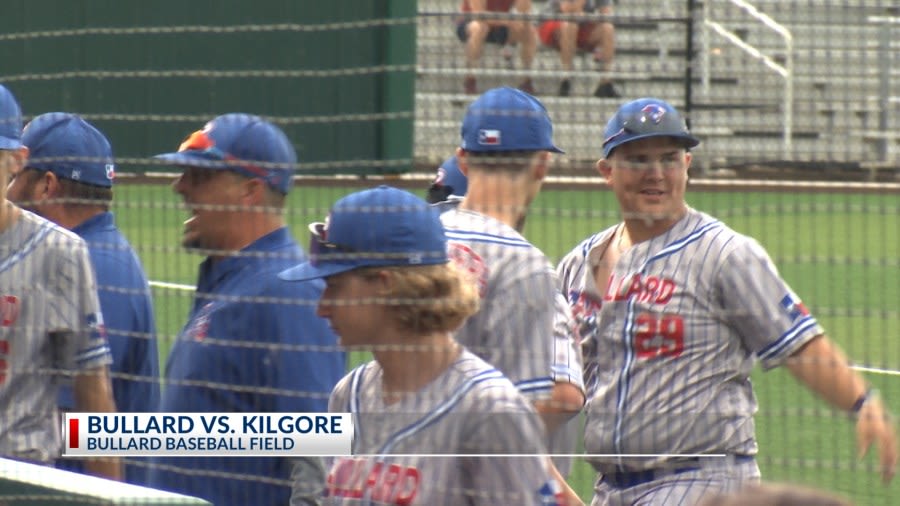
[
  {"xmin": 308, "ymin": 222, "xmax": 357, "ymax": 266},
  {"xmin": 178, "ymin": 129, "xmax": 270, "ymax": 179}
]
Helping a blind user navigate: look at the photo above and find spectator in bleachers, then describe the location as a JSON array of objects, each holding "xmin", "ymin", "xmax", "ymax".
[
  {"xmin": 8, "ymin": 112, "xmax": 159, "ymax": 485},
  {"xmin": 456, "ymin": 0, "xmax": 538, "ymax": 95},
  {"xmin": 147, "ymin": 113, "xmax": 345, "ymax": 506},
  {"xmin": 538, "ymin": 0, "xmax": 621, "ymax": 97}
]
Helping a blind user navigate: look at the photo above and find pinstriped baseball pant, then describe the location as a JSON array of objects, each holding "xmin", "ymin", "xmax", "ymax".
[{"xmin": 590, "ymin": 456, "xmax": 761, "ymax": 506}]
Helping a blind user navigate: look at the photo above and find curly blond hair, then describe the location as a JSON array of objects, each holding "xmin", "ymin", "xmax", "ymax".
[{"xmin": 355, "ymin": 262, "xmax": 480, "ymax": 334}]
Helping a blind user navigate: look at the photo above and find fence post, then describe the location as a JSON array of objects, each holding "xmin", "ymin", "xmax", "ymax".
[
  {"xmin": 380, "ymin": 0, "xmax": 416, "ymax": 175},
  {"xmin": 685, "ymin": 0, "xmax": 697, "ymax": 123}
]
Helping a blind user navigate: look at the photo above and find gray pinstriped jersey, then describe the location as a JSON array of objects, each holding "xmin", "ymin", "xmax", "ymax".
[
  {"xmin": 0, "ymin": 210, "xmax": 111, "ymax": 463},
  {"xmin": 558, "ymin": 208, "xmax": 823, "ymax": 471},
  {"xmin": 325, "ymin": 350, "xmax": 560, "ymax": 505},
  {"xmin": 439, "ymin": 203, "xmax": 584, "ymax": 400}
]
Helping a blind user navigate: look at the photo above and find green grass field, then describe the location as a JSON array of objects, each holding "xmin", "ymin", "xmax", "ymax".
[{"xmin": 114, "ymin": 183, "xmax": 899, "ymax": 504}]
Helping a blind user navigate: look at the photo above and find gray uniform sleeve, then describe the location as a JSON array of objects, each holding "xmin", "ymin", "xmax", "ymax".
[
  {"xmin": 460, "ymin": 393, "xmax": 559, "ymax": 505},
  {"xmin": 718, "ymin": 238, "xmax": 824, "ymax": 369},
  {"xmin": 327, "ymin": 371, "xmax": 354, "ymax": 413},
  {"xmin": 480, "ymin": 271, "xmax": 557, "ymax": 399},
  {"xmin": 289, "ymin": 457, "xmax": 326, "ymax": 506},
  {"xmin": 551, "ymin": 292, "xmax": 584, "ymax": 391},
  {"xmin": 556, "ymin": 243, "xmax": 600, "ymax": 393},
  {"xmin": 52, "ymin": 237, "xmax": 111, "ymax": 372},
  {"xmin": 290, "ymin": 371, "xmax": 356, "ymax": 506}
]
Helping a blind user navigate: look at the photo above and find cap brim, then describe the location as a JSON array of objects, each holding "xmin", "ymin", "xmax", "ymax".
[
  {"xmin": 604, "ymin": 132, "xmax": 700, "ymax": 157},
  {"xmin": 0, "ymin": 138, "xmax": 22, "ymax": 150},
  {"xmin": 278, "ymin": 261, "xmax": 357, "ymax": 282},
  {"xmin": 154, "ymin": 151, "xmax": 231, "ymax": 169},
  {"xmin": 461, "ymin": 144, "xmax": 566, "ymax": 154}
]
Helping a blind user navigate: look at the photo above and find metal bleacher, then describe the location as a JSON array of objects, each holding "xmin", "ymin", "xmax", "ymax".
[{"xmin": 414, "ymin": 0, "xmax": 899, "ymax": 179}]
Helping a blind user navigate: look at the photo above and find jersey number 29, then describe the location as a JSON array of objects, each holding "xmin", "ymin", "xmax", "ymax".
[{"xmin": 633, "ymin": 313, "xmax": 684, "ymax": 360}]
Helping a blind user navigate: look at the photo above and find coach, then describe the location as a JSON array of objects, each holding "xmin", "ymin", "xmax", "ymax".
[{"xmin": 147, "ymin": 113, "xmax": 345, "ymax": 505}]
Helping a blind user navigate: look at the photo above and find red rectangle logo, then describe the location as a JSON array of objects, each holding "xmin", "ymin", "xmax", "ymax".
[{"xmin": 69, "ymin": 419, "xmax": 79, "ymax": 448}]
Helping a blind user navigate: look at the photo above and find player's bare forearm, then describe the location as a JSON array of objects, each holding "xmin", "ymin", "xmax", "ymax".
[
  {"xmin": 547, "ymin": 458, "xmax": 585, "ymax": 506},
  {"xmin": 74, "ymin": 366, "xmax": 123, "ymax": 481},
  {"xmin": 534, "ymin": 382, "xmax": 585, "ymax": 434},
  {"xmin": 787, "ymin": 335, "xmax": 898, "ymax": 482},
  {"xmin": 786, "ymin": 335, "xmax": 866, "ymax": 409}
]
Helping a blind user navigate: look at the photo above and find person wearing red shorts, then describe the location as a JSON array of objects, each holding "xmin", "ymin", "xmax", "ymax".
[{"xmin": 538, "ymin": 0, "xmax": 620, "ymax": 97}]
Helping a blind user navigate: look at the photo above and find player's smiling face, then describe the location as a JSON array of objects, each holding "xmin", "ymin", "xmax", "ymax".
[
  {"xmin": 599, "ymin": 136, "xmax": 691, "ymax": 223},
  {"xmin": 317, "ymin": 270, "xmax": 385, "ymax": 349}
]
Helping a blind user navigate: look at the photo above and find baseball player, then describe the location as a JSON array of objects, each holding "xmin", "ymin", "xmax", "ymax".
[
  {"xmin": 147, "ymin": 113, "xmax": 345, "ymax": 506},
  {"xmin": 438, "ymin": 87, "xmax": 585, "ymax": 501},
  {"xmin": 557, "ymin": 97, "xmax": 898, "ymax": 505},
  {"xmin": 279, "ymin": 185, "xmax": 563, "ymax": 505},
  {"xmin": 427, "ymin": 148, "xmax": 582, "ymax": 482},
  {"xmin": 0, "ymin": 85, "xmax": 120, "ymax": 480},
  {"xmin": 8, "ymin": 112, "xmax": 159, "ymax": 483},
  {"xmin": 425, "ymin": 155, "xmax": 468, "ymax": 204}
]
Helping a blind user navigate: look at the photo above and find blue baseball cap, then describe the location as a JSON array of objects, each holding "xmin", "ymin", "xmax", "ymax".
[
  {"xmin": 431, "ymin": 156, "xmax": 468, "ymax": 197},
  {"xmin": 279, "ymin": 185, "xmax": 448, "ymax": 282},
  {"xmin": 460, "ymin": 87, "xmax": 563, "ymax": 154},
  {"xmin": 155, "ymin": 113, "xmax": 296, "ymax": 194},
  {"xmin": 22, "ymin": 113, "xmax": 115, "ymax": 188},
  {"xmin": 602, "ymin": 97, "xmax": 700, "ymax": 158},
  {"xmin": 0, "ymin": 84, "xmax": 23, "ymax": 150}
]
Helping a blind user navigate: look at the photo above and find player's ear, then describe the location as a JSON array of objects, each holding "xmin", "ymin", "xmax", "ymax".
[
  {"xmin": 366, "ymin": 269, "xmax": 394, "ymax": 296},
  {"xmin": 454, "ymin": 148, "xmax": 469, "ymax": 177},
  {"xmin": 241, "ymin": 177, "xmax": 267, "ymax": 206},
  {"xmin": 684, "ymin": 150, "xmax": 693, "ymax": 184},
  {"xmin": 41, "ymin": 170, "xmax": 61, "ymax": 198},
  {"xmin": 596, "ymin": 158, "xmax": 613, "ymax": 184},
  {"xmin": 532, "ymin": 151, "xmax": 550, "ymax": 181}
]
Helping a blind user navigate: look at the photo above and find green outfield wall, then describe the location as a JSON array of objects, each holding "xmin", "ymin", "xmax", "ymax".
[{"xmin": 0, "ymin": 0, "xmax": 415, "ymax": 175}]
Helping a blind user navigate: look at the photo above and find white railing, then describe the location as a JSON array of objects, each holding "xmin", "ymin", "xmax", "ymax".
[
  {"xmin": 867, "ymin": 16, "xmax": 900, "ymax": 166},
  {"xmin": 701, "ymin": 0, "xmax": 793, "ymax": 159}
]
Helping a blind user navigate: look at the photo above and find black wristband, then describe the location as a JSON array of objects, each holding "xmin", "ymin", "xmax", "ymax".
[{"xmin": 852, "ymin": 389, "xmax": 874, "ymax": 413}]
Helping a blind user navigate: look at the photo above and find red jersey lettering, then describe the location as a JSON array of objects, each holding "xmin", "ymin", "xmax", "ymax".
[
  {"xmin": 327, "ymin": 458, "xmax": 421, "ymax": 505},
  {"xmin": 0, "ymin": 295, "xmax": 19, "ymax": 327},
  {"xmin": 604, "ymin": 273, "xmax": 676, "ymax": 304}
]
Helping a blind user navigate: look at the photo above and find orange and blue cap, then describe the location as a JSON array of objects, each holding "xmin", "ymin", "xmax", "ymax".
[{"xmin": 155, "ymin": 113, "xmax": 297, "ymax": 194}]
